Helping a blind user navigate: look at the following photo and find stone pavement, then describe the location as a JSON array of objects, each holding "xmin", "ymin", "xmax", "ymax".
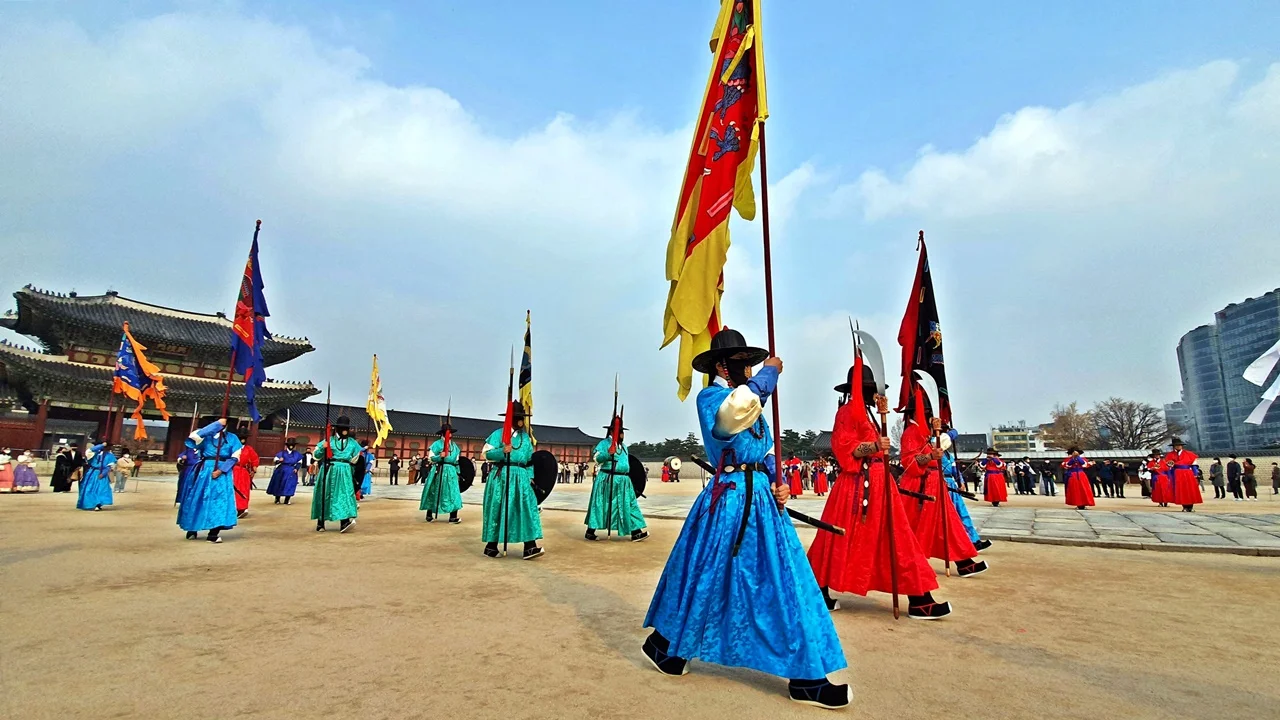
[{"xmin": 141, "ymin": 476, "xmax": 1280, "ymax": 556}]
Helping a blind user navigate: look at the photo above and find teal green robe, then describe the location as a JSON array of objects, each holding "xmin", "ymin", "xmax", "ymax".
[
  {"xmin": 585, "ymin": 439, "xmax": 646, "ymax": 534},
  {"xmin": 311, "ymin": 436, "xmax": 360, "ymax": 523},
  {"xmin": 481, "ymin": 428, "xmax": 542, "ymax": 544},
  {"xmin": 419, "ymin": 437, "xmax": 463, "ymax": 515}
]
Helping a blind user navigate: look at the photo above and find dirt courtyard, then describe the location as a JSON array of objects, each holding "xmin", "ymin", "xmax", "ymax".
[{"xmin": 3, "ymin": 484, "xmax": 1277, "ymax": 720}]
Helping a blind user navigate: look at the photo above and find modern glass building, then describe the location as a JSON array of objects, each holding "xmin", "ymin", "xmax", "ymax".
[{"xmin": 1177, "ymin": 288, "xmax": 1280, "ymax": 452}]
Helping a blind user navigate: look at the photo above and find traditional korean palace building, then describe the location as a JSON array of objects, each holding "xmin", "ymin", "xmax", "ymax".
[
  {"xmin": 0, "ymin": 285, "xmax": 602, "ymax": 463},
  {"xmin": 0, "ymin": 286, "xmax": 319, "ymax": 458}
]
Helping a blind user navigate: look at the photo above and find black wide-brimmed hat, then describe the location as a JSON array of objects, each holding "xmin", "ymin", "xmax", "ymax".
[
  {"xmin": 285, "ymin": 437, "xmax": 297, "ymax": 445},
  {"xmin": 985, "ymin": 447, "xmax": 1001, "ymax": 455},
  {"xmin": 834, "ymin": 363, "xmax": 885, "ymax": 394},
  {"xmin": 1067, "ymin": 446, "xmax": 1082, "ymax": 454},
  {"xmin": 334, "ymin": 415, "xmax": 351, "ymax": 432},
  {"xmin": 1170, "ymin": 436, "xmax": 1184, "ymax": 446},
  {"xmin": 438, "ymin": 421, "xmax": 454, "ymax": 434},
  {"xmin": 500, "ymin": 402, "xmax": 528, "ymax": 421},
  {"xmin": 691, "ymin": 328, "xmax": 769, "ymax": 375}
]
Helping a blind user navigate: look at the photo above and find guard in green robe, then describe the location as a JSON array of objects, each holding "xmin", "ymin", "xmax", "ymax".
[
  {"xmin": 420, "ymin": 420, "xmax": 463, "ymax": 523},
  {"xmin": 481, "ymin": 402, "xmax": 544, "ymax": 559},
  {"xmin": 311, "ymin": 415, "xmax": 360, "ymax": 533},
  {"xmin": 585, "ymin": 422, "xmax": 648, "ymax": 542}
]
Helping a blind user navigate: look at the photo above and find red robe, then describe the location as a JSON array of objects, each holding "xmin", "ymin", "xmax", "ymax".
[
  {"xmin": 1062, "ymin": 457, "xmax": 1095, "ymax": 507},
  {"xmin": 980, "ymin": 457, "xmax": 1009, "ymax": 503},
  {"xmin": 1162, "ymin": 449, "xmax": 1202, "ymax": 506},
  {"xmin": 900, "ymin": 424, "xmax": 978, "ymax": 562},
  {"xmin": 786, "ymin": 458, "xmax": 804, "ymax": 497},
  {"xmin": 1148, "ymin": 458, "xmax": 1172, "ymax": 504},
  {"xmin": 807, "ymin": 402, "xmax": 938, "ymax": 596},
  {"xmin": 233, "ymin": 445, "xmax": 259, "ymax": 513},
  {"xmin": 812, "ymin": 467, "xmax": 829, "ymax": 495}
]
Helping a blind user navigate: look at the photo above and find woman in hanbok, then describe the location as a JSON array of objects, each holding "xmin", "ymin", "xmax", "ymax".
[
  {"xmin": 481, "ymin": 403, "xmax": 544, "ymax": 559},
  {"xmin": 1148, "ymin": 451, "xmax": 1172, "ymax": 507},
  {"xmin": 266, "ymin": 438, "xmax": 304, "ymax": 505},
  {"xmin": 359, "ymin": 444, "xmax": 375, "ymax": 497},
  {"xmin": 811, "ymin": 458, "xmax": 829, "ymax": 496},
  {"xmin": 1062, "ymin": 447, "xmax": 1095, "ymax": 510},
  {"xmin": 0, "ymin": 448, "xmax": 14, "ymax": 492},
  {"xmin": 12, "ymin": 450, "xmax": 40, "ymax": 492},
  {"xmin": 420, "ymin": 420, "xmax": 463, "ymax": 523},
  {"xmin": 584, "ymin": 420, "xmax": 648, "ymax": 542},
  {"xmin": 77, "ymin": 439, "xmax": 116, "ymax": 510},
  {"xmin": 177, "ymin": 419, "xmax": 240, "ymax": 542},
  {"xmin": 642, "ymin": 329, "xmax": 850, "ymax": 710}
]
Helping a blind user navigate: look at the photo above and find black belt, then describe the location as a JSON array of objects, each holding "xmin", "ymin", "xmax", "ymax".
[
  {"xmin": 497, "ymin": 461, "xmax": 532, "ymax": 468},
  {"xmin": 603, "ymin": 469, "xmax": 630, "ymax": 476},
  {"xmin": 721, "ymin": 462, "xmax": 770, "ymax": 475}
]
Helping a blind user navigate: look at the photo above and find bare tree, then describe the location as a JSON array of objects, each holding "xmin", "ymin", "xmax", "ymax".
[
  {"xmin": 1092, "ymin": 397, "xmax": 1168, "ymax": 450},
  {"xmin": 889, "ymin": 417, "xmax": 905, "ymax": 451},
  {"xmin": 1044, "ymin": 402, "xmax": 1100, "ymax": 450}
]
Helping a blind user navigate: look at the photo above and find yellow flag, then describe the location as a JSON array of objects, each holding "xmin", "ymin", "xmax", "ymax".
[
  {"xmin": 662, "ymin": 0, "xmax": 768, "ymax": 400},
  {"xmin": 367, "ymin": 354, "xmax": 393, "ymax": 447}
]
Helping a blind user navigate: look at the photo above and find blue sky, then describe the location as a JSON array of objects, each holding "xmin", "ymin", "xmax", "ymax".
[{"xmin": 2, "ymin": 1, "xmax": 1278, "ymax": 441}]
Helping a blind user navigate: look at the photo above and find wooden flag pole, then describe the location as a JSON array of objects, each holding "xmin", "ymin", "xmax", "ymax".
[{"xmin": 757, "ymin": 123, "xmax": 786, "ymax": 491}]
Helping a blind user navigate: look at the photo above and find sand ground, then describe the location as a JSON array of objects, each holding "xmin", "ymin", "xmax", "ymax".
[{"xmin": 2, "ymin": 483, "xmax": 1277, "ymax": 720}]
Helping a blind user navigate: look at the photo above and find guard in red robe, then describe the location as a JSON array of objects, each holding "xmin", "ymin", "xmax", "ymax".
[
  {"xmin": 812, "ymin": 459, "xmax": 829, "ymax": 496},
  {"xmin": 808, "ymin": 355, "xmax": 952, "ymax": 619},
  {"xmin": 1162, "ymin": 437, "xmax": 1202, "ymax": 512},
  {"xmin": 786, "ymin": 456, "xmax": 804, "ymax": 499},
  {"xmin": 233, "ymin": 433, "xmax": 258, "ymax": 518},
  {"xmin": 1062, "ymin": 448, "xmax": 1095, "ymax": 509},
  {"xmin": 1148, "ymin": 451, "xmax": 1172, "ymax": 506},
  {"xmin": 978, "ymin": 449, "xmax": 1008, "ymax": 506},
  {"xmin": 900, "ymin": 389, "xmax": 988, "ymax": 578}
]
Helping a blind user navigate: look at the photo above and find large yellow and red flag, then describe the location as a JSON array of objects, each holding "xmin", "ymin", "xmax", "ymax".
[{"xmin": 662, "ymin": 0, "xmax": 769, "ymax": 400}]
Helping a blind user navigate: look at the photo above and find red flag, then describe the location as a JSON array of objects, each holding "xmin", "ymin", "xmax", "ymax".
[
  {"xmin": 897, "ymin": 232, "xmax": 952, "ymax": 424},
  {"xmin": 501, "ymin": 399, "xmax": 514, "ymax": 446}
]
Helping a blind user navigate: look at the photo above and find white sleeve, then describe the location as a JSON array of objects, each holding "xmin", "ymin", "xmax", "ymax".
[{"xmin": 714, "ymin": 385, "xmax": 763, "ymax": 436}]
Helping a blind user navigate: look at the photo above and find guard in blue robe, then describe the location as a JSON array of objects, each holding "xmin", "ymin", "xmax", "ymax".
[
  {"xmin": 642, "ymin": 330, "xmax": 850, "ymax": 710},
  {"xmin": 942, "ymin": 429, "xmax": 990, "ymax": 550},
  {"xmin": 175, "ymin": 445, "xmax": 200, "ymax": 505},
  {"xmin": 267, "ymin": 438, "xmax": 303, "ymax": 504},
  {"xmin": 177, "ymin": 419, "xmax": 240, "ymax": 542},
  {"xmin": 77, "ymin": 439, "xmax": 116, "ymax": 511}
]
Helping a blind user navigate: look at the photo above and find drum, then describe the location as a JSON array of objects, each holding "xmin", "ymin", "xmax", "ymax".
[
  {"xmin": 458, "ymin": 456, "xmax": 476, "ymax": 493},
  {"xmin": 532, "ymin": 450, "xmax": 558, "ymax": 505},
  {"xmin": 628, "ymin": 454, "xmax": 647, "ymax": 498}
]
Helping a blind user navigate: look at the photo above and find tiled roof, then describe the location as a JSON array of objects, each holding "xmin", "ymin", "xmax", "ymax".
[
  {"xmin": 0, "ymin": 341, "xmax": 318, "ymax": 410},
  {"xmin": 3, "ymin": 286, "xmax": 313, "ymax": 365},
  {"xmin": 274, "ymin": 401, "xmax": 602, "ymax": 446}
]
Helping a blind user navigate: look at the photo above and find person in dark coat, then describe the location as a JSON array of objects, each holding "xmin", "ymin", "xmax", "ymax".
[{"xmin": 50, "ymin": 446, "xmax": 81, "ymax": 493}]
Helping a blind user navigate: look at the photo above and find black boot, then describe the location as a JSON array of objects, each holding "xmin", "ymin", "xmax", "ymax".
[
  {"xmin": 316, "ymin": 521, "xmax": 326, "ymax": 532},
  {"xmin": 642, "ymin": 632, "xmax": 688, "ymax": 676},
  {"xmin": 274, "ymin": 497, "xmax": 281, "ymax": 504},
  {"xmin": 449, "ymin": 511, "xmax": 460, "ymax": 524},
  {"xmin": 425, "ymin": 512, "xmax": 435, "ymax": 523},
  {"xmin": 907, "ymin": 592, "xmax": 952, "ymax": 620},
  {"xmin": 284, "ymin": 496, "xmax": 291, "ymax": 505},
  {"xmin": 821, "ymin": 587, "xmax": 839, "ymax": 612},
  {"xmin": 974, "ymin": 538, "xmax": 992, "ymax": 551},
  {"xmin": 788, "ymin": 679, "xmax": 851, "ymax": 709},
  {"xmin": 339, "ymin": 518, "xmax": 354, "ymax": 533},
  {"xmin": 207, "ymin": 528, "xmax": 222, "ymax": 544},
  {"xmin": 185, "ymin": 531, "xmax": 198, "ymax": 540},
  {"xmin": 522, "ymin": 541, "xmax": 545, "ymax": 560},
  {"xmin": 484, "ymin": 542, "xmax": 500, "ymax": 558},
  {"xmin": 956, "ymin": 558, "xmax": 989, "ymax": 577},
  {"xmin": 585, "ymin": 529, "xmax": 598, "ymax": 541},
  {"xmin": 992, "ymin": 501, "xmax": 1000, "ymax": 507},
  {"xmin": 631, "ymin": 529, "xmax": 649, "ymax": 542}
]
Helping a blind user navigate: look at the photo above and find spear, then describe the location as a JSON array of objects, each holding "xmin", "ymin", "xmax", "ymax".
[
  {"xmin": 318, "ymin": 384, "xmax": 333, "ymax": 526},
  {"xmin": 852, "ymin": 319, "xmax": 900, "ymax": 619},
  {"xmin": 500, "ymin": 345, "xmax": 515, "ymax": 556},
  {"xmin": 607, "ymin": 376, "xmax": 620, "ymax": 537}
]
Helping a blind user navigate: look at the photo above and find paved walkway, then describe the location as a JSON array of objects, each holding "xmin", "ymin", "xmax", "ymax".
[{"xmin": 141, "ymin": 476, "xmax": 1280, "ymax": 556}]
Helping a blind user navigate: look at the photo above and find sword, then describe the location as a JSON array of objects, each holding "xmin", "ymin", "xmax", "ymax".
[{"xmin": 689, "ymin": 457, "xmax": 845, "ymax": 535}]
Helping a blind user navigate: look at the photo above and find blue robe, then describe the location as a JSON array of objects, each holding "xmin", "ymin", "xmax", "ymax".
[
  {"xmin": 644, "ymin": 368, "xmax": 846, "ymax": 680},
  {"xmin": 77, "ymin": 444, "xmax": 115, "ymax": 510},
  {"xmin": 267, "ymin": 449, "xmax": 303, "ymax": 498},
  {"xmin": 360, "ymin": 450, "xmax": 375, "ymax": 496},
  {"xmin": 175, "ymin": 446, "xmax": 200, "ymax": 505},
  {"xmin": 942, "ymin": 451, "xmax": 981, "ymax": 544},
  {"xmin": 176, "ymin": 422, "xmax": 241, "ymax": 532}
]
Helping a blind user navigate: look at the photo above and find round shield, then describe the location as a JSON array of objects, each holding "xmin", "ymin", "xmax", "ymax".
[
  {"xmin": 628, "ymin": 454, "xmax": 647, "ymax": 498},
  {"xmin": 458, "ymin": 456, "xmax": 476, "ymax": 493},
  {"xmin": 666, "ymin": 456, "xmax": 682, "ymax": 472},
  {"xmin": 532, "ymin": 449, "xmax": 558, "ymax": 505}
]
